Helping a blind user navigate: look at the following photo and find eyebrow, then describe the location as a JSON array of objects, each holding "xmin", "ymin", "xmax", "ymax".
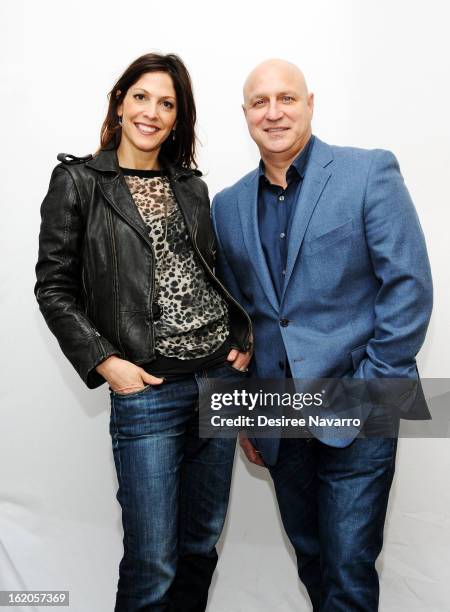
[{"xmin": 131, "ymin": 87, "xmax": 176, "ymax": 100}]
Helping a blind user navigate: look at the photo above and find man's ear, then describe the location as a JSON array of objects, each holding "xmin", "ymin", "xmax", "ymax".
[
  {"xmin": 308, "ymin": 92, "xmax": 314, "ymax": 117},
  {"xmin": 242, "ymin": 103, "xmax": 247, "ymax": 118}
]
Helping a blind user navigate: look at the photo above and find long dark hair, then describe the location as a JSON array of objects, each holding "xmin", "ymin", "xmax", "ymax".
[{"xmin": 100, "ymin": 53, "xmax": 197, "ymax": 168}]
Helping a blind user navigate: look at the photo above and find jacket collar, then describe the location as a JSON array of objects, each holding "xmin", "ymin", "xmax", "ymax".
[
  {"xmin": 258, "ymin": 135, "xmax": 315, "ymax": 184},
  {"xmin": 85, "ymin": 146, "xmax": 201, "ymax": 180},
  {"xmin": 244, "ymin": 135, "xmax": 333, "ymax": 187}
]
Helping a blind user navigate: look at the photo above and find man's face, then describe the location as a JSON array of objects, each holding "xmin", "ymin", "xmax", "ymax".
[{"xmin": 243, "ymin": 63, "xmax": 314, "ymax": 158}]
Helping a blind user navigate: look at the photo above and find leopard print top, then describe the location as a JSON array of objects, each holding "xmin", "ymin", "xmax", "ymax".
[{"xmin": 123, "ymin": 171, "xmax": 229, "ymax": 359}]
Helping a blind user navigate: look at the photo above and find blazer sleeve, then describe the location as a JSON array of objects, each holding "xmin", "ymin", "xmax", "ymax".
[
  {"xmin": 353, "ymin": 149, "xmax": 433, "ymax": 379},
  {"xmin": 34, "ymin": 165, "xmax": 121, "ymax": 389}
]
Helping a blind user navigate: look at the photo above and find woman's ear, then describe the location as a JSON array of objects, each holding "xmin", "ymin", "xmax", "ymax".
[{"xmin": 116, "ymin": 90, "xmax": 123, "ymax": 117}]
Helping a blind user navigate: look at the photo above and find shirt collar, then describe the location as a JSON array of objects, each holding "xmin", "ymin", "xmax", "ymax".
[{"xmin": 258, "ymin": 134, "xmax": 314, "ymax": 184}]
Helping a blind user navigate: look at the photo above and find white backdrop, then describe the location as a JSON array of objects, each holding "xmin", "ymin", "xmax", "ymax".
[{"xmin": 2, "ymin": 0, "xmax": 450, "ymax": 610}]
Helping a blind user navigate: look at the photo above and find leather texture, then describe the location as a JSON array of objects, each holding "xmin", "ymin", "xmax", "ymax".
[{"xmin": 35, "ymin": 147, "xmax": 251, "ymax": 388}]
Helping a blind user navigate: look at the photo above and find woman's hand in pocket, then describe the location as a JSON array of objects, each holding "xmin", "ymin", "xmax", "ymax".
[
  {"xmin": 96, "ymin": 355, "xmax": 164, "ymax": 394},
  {"xmin": 226, "ymin": 348, "xmax": 252, "ymax": 372}
]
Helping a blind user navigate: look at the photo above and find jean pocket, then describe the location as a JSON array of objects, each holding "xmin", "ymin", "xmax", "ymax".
[
  {"xmin": 110, "ymin": 384, "xmax": 152, "ymax": 398},
  {"xmin": 222, "ymin": 362, "xmax": 249, "ymax": 376}
]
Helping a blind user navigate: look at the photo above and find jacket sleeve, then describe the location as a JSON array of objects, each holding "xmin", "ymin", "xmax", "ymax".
[
  {"xmin": 353, "ymin": 150, "xmax": 433, "ymax": 380},
  {"xmin": 34, "ymin": 165, "xmax": 121, "ymax": 389}
]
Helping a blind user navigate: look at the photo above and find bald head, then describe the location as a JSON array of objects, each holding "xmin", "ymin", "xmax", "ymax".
[
  {"xmin": 243, "ymin": 59, "xmax": 309, "ymax": 106},
  {"xmin": 241, "ymin": 58, "xmax": 314, "ymax": 163}
]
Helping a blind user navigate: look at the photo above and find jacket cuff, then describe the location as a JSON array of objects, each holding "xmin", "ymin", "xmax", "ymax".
[{"xmin": 83, "ymin": 337, "xmax": 122, "ymax": 389}]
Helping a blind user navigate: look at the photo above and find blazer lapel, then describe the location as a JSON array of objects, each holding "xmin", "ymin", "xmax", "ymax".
[
  {"xmin": 238, "ymin": 171, "xmax": 279, "ymax": 312},
  {"xmin": 281, "ymin": 139, "xmax": 333, "ymax": 300}
]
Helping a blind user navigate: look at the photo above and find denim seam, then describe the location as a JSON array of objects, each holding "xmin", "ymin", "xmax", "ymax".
[
  {"xmin": 111, "ymin": 395, "xmax": 124, "ymax": 487},
  {"xmin": 389, "ymin": 437, "xmax": 398, "ymax": 474}
]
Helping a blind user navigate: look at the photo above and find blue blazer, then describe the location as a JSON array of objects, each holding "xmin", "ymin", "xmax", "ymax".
[{"xmin": 211, "ymin": 137, "xmax": 433, "ymax": 464}]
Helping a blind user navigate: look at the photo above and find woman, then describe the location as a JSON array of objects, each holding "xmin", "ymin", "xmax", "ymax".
[{"xmin": 34, "ymin": 52, "xmax": 252, "ymax": 611}]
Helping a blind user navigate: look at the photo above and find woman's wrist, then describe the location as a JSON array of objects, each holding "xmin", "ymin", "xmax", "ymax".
[{"xmin": 95, "ymin": 355, "xmax": 123, "ymax": 376}]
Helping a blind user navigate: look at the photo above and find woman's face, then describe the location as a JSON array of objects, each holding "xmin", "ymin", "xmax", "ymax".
[{"xmin": 117, "ymin": 71, "xmax": 177, "ymax": 157}]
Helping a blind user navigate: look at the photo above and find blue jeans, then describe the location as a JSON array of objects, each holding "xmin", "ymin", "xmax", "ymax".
[
  {"xmin": 269, "ymin": 434, "xmax": 398, "ymax": 611},
  {"xmin": 109, "ymin": 363, "xmax": 244, "ymax": 611}
]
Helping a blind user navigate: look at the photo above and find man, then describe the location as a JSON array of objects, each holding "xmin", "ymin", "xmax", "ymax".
[{"xmin": 211, "ymin": 59, "xmax": 433, "ymax": 611}]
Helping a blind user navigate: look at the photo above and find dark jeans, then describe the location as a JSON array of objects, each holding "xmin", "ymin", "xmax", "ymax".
[
  {"xmin": 269, "ymin": 433, "xmax": 398, "ymax": 611},
  {"xmin": 109, "ymin": 363, "xmax": 243, "ymax": 612}
]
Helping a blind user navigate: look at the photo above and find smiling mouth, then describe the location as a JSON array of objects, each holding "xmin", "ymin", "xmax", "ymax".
[
  {"xmin": 264, "ymin": 127, "xmax": 289, "ymax": 133},
  {"xmin": 135, "ymin": 123, "xmax": 160, "ymax": 135}
]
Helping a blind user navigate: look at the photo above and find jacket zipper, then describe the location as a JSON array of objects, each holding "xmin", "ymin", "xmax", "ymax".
[
  {"xmin": 81, "ymin": 267, "xmax": 90, "ymax": 314},
  {"xmin": 81, "ymin": 266, "xmax": 107, "ymax": 357},
  {"xmin": 171, "ymin": 179, "xmax": 253, "ymax": 351},
  {"xmin": 106, "ymin": 207, "xmax": 126, "ymax": 356},
  {"xmin": 101, "ymin": 183, "xmax": 156, "ymax": 355},
  {"xmin": 193, "ymin": 222, "xmax": 253, "ymax": 350}
]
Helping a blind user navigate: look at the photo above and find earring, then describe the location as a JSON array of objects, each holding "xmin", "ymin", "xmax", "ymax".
[
  {"xmin": 171, "ymin": 129, "xmax": 176, "ymax": 141},
  {"xmin": 118, "ymin": 116, "xmax": 123, "ymax": 125}
]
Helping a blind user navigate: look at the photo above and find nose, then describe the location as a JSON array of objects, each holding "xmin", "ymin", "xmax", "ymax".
[
  {"xmin": 143, "ymin": 100, "xmax": 158, "ymax": 120},
  {"xmin": 266, "ymin": 100, "xmax": 283, "ymax": 121}
]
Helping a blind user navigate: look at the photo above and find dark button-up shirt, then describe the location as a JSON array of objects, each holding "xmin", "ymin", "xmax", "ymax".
[{"xmin": 258, "ymin": 136, "xmax": 314, "ymax": 301}]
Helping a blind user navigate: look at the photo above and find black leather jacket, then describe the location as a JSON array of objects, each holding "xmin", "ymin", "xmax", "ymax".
[{"xmin": 34, "ymin": 147, "xmax": 252, "ymax": 388}]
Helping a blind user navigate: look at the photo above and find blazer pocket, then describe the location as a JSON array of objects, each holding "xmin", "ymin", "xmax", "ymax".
[
  {"xmin": 350, "ymin": 344, "xmax": 367, "ymax": 371},
  {"xmin": 306, "ymin": 219, "xmax": 354, "ymax": 255}
]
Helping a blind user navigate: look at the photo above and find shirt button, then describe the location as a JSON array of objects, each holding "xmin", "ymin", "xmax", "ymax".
[
  {"xmin": 282, "ymin": 269, "xmax": 286, "ymax": 275},
  {"xmin": 279, "ymin": 318, "xmax": 289, "ymax": 327},
  {"xmin": 280, "ymin": 232, "xmax": 286, "ymax": 238},
  {"xmin": 279, "ymin": 195, "xmax": 285, "ymax": 201}
]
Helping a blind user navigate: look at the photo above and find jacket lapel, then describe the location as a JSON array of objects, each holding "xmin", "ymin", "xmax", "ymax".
[
  {"xmin": 99, "ymin": 175, "xmax": 155, "ymax": 250},
  {"xmin": 88, "ymin": 148, "xmax": 199, "ymax": 252},
  {"xmin": 86, "ymin": 148, "xmax": 153, "ymax": 247},
  {"xmin": 281, "ymin": 138, "xmax": 333, "ymax": 301},
  {"xmin": 238, "ymin": 170, "xmax": 279, "ymax": 312},
  {"xmin": 169, "ymin": 179, "xmax": 199, "ymax": 240}
]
